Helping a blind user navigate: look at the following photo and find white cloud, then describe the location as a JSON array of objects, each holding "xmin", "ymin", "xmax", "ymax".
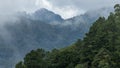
[
  {"xmin": 35, "ymin": 0, "xmax": 52, "ymax": 9},
  {"xmin": 47, "ymin": 0, "xmax": 120, "ymax": 10},
  {"xmin": 35, "ymin": 0, "xmax": 85, "ymax": 19},
  {"xmin": 52, "ymin": 6, "xmax": 85, "ymax": 19},
  {"xmin": 0, "ymin": 0, "xmax": 120, "ymax": 19},
  {"xmin": 35, "ymin": 0, "xmax": 120, "ymax": 19},
  {"xmin": 0, "ymin": 0, "xmax": 36, "ymax": 15}
]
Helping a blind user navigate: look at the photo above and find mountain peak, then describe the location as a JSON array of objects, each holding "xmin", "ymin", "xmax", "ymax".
[
  {"xmin": 32, "ymin": 8, "xmax": 64, "ymax": 23},
  {"xmin": 35, "ymin": 8, "xmax": 53, "ymax": 14}
]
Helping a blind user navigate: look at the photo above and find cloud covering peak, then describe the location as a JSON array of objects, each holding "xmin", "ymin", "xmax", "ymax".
[{"xmin": 0, "ymin": 0, "xmax": 120, "ymax": 19}]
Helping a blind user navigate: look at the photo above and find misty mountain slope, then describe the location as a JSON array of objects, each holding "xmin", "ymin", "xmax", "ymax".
[
  {"xmin": 0, "ymin": 7, "xmax": 113, "ymax": 68},
  {"xmin": 17, "ymin": 8, "xmax": 64, "ymax": 23},
  {"xmin": 58, "ymin": 7, "xmax": 114, "ymax": 41},
  {"xmin": 34, "ymin": 8, "xmax": 64, "ymax": 22},
  {"xmin": 64, "ymin": 7, "xmax": 114, "ymax": 29}
]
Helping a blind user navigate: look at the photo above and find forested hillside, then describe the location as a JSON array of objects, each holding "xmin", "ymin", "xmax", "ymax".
[
  {"xmin": 0, "ymin": 5, "xmax": 113, "ymax": 68},
  {"xmin": 15, "ymin": 4, "xmax": 120, "ymax": 68}
]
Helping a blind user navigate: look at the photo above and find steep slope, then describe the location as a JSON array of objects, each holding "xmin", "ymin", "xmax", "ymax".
[
  {"xmin": 0, "ymin": 7, "xmax": 113, "ymax": 68},
  {"xmin": 16, "ymin": 4, "xmax": 120, "ymax": 68}
]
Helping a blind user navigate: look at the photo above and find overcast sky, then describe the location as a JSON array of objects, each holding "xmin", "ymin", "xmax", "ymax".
[{"xmin": 0, "ymin": 0, "xmax": 120, "ymax": 19}]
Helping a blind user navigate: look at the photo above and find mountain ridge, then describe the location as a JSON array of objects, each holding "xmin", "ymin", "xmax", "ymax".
[{"xmin": 0, "ymin": 7, "xmax": 114, "ymax": 68}]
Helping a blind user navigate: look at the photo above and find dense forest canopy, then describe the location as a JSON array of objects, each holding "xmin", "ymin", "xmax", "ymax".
[{"xmin": 15, "ymin": 4, "xmax": 120, "ymax": 68}]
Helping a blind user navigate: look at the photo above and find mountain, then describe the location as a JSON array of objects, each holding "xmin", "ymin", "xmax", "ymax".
[
  {"xmin": 0, "ymin": 7, "xmax": 113, "ymax": 68},
  {"xmin": 30, "ymin": 8, "xmax": 64, "ymax": 23},
  {"xmin": 65, "ymin": 7, "xmax": 114, "ymax": 26},
  {"xmin": 15, "ymin": 4, "xmax": 120, "ymax": 68},
  {"xmin": 60, "ymin": 7, "xmax": 114, "ymax": 39}
]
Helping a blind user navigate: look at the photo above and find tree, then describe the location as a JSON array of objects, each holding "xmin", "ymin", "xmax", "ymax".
[
  {"xmin": 15, "ymin": 61, "xmax": 26, "ymax": 68},
  {"xmin": 114, "ymin": 4, "xmax": 120, "ymax": 15},
  {"xmin": 49, "ymin": 50, "xmax": 79, "ymax": 68},
  {"xmin": 24, "ymin": 49, "xmax": 48, "ymax": 68},
  {"xmin": 75, "ymin": 63, "xmax": 88, "ymax": 68},
  {"xmin": 92, "ymin": 48, "xmax": 115, "ymax": 68}
]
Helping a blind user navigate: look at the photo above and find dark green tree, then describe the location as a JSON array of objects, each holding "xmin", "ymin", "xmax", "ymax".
[
  {"xmin": 15, "ymin": 61, "xmax": 26, "ymax": 68},
  {"xmin": 114, "ymin": 4, "xmax": 120, "ymax": 14},
  {"xmin": 92, "ymin": 48, "xmax": 115, "ymax": 68},
  {"xmin": 24, "ymin": 49, "xmax": 48, "ymax": 68}
]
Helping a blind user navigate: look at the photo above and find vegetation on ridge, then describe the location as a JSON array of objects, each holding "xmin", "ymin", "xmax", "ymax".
[{"xmin": 15, "ymin": 4, "xmax": 120, "ymax": 68}]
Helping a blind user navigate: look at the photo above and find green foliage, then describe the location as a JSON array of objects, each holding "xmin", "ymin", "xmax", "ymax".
[
  {"xmin": 92, "ymin": 48, "xmax": 115, "ymax": 68},
  {"xmin": 23, "ymin": 49, "xmax": 48, "ymax": 68},
  {"xmin": 15, "ymin": 61, "xmax": 26, "ymax": 68},
  {"xmin": 75, "ymin": 62, "xmax": 88, "ymax": 68},
  {"xmin": 48, "ymin": 49, "xmax": 80, "ymax": 68},
  {"xmin": 114, "ymin": 4, "xmax": 120, "ymax": 15},
  {"xmin": 15, "ymin": 4, "xmax": 120, "ymax": 68}
]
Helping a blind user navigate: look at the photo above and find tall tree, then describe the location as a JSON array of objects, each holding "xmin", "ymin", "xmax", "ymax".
[
  {"xmin": 15, "ymin": 61, "xmax": 26, "ymax": 68},
  {"xmin": 92, "ymin": 48, "xmax": 115, "ymax": 68},
  {"xmin": 24, "ymin": 49, "xmax": 48, "ymax": 68}
]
